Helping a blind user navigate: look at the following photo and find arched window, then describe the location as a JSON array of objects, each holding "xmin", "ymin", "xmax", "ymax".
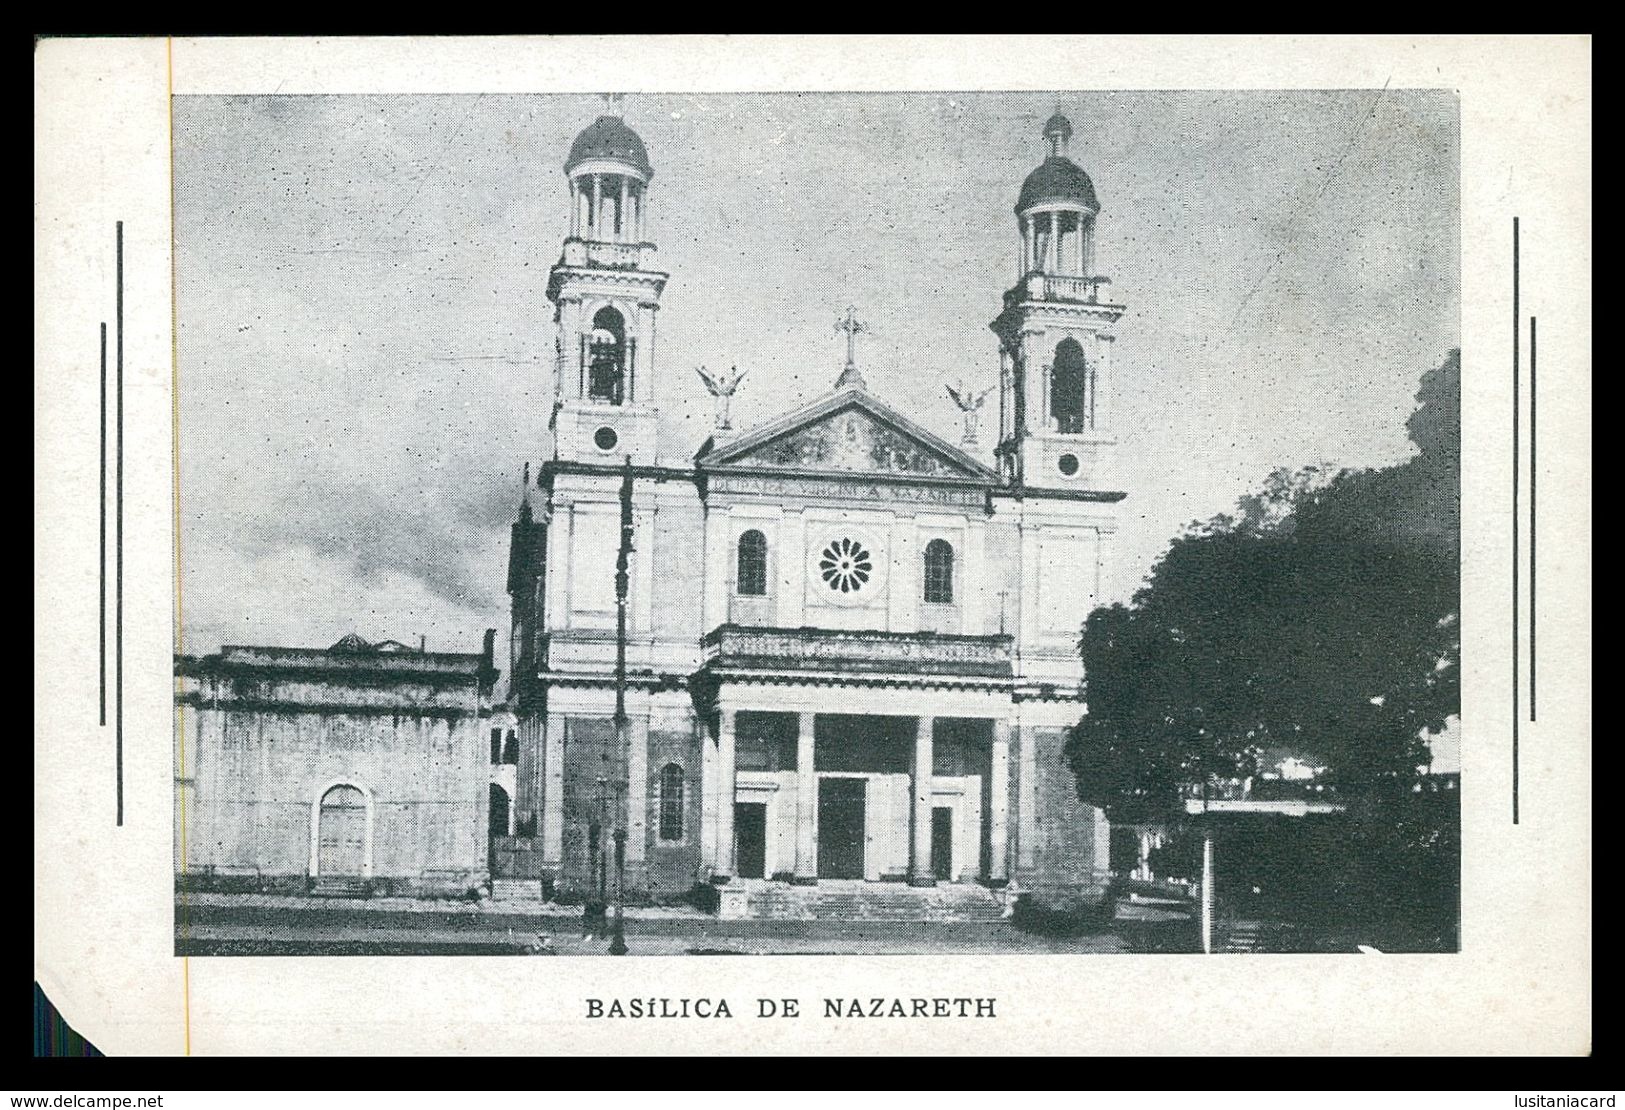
[
  {"xmin": 736, "ymin": 529, "xmax": 768, "ymax": 596},
  {"xmin": 923, "ymin": 539, "xmax": 955, "ymax": 605},
  {"xmin": 489, "ymin": 783, "xmax": 511, "ymax": 839},
  {"xmin": 659, "ymin": 763, "xmax": 685, "ymax": 841},
  {"xmin": 587, "ymin": 306, "xmax": 627, "ymax": 405},
  {"xmin": 1052, "ymin": 338, "xmax": 1089, "ymax": 433}
]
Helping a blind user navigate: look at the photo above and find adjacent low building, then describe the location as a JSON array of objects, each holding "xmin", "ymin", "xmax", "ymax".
[{"xmin": 174, "ymin": 633, "xmax": 498, "ymax": 896}]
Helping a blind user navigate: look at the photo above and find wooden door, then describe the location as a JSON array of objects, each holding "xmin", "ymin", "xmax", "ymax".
[
  {"xmin": 817, "ymin": 778, "xmax": 866, "ymax": 879},
  {"xmin": 317, "ymin": 785, "xmax": 367, "ymax": 877},
  {"xmin": 734, "ymin": 802, "xmax": 768, "ymax": 880},
  {"xmin": 931, "ymin": 806, "xmax": 954, "ymax": 881}
]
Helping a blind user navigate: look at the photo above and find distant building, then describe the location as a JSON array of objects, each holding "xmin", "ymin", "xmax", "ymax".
[{"xmin": 175, "ymin": 634, "xmax": 498, "ymax": 895}]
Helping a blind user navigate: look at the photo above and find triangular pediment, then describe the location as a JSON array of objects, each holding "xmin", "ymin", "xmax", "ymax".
[{"xmin": 698, "ymin": 389, "xmax": 997, "ymax": 483}]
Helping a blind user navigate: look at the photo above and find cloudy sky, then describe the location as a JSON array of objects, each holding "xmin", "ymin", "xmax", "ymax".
[{"xmin": 173, "ymin": 90, "xmax": 1458, "ymax": 656}]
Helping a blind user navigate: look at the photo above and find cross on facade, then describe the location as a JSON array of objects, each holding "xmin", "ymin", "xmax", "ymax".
[
  {"xmin": 995, "ymin": 587, "xmax": 1015, "ymax": 635},
  {"xmin": 834, "ymin": 306, "xmax": 869, "ymax": 390},
  {"xmin": 836, "ymin": 306, "xmax": 867, "ymax": 369}
]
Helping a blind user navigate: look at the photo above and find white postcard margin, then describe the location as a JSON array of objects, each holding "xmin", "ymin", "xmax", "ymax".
[{"xmin": 33, "ymin": 34, "xmax": 1592, "ymax": 1056}]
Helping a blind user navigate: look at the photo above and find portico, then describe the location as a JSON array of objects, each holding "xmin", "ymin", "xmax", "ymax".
[{"xmin": 693, "ymin": 625, "xmax": 1016, "ymax": 896}]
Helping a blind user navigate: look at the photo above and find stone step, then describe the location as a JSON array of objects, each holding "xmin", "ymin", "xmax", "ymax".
[
  {"xmin": 310, "ymin": 877, "xmax": 370, "ymax": 898},
  {"xmin": 491, "ymin": 879, "xmax": 546, "ymax": 901},
  {"xmin": 739, "ymin": 882, "xmax": 1007, "ymax": 922}
]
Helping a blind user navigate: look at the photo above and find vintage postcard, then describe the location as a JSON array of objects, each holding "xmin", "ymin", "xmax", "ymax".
[{"xmin": 34, "ymin": 35, "xmax": 1590, "ymax": 1055}]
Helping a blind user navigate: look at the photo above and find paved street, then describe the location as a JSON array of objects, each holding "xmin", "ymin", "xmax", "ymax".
[{"xmin": 174, "ymin": 893, "xmax": 1130, "ymax": 956}]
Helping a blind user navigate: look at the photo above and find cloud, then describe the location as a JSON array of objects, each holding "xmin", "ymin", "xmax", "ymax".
[{"xmin": 182, "ymin": 537, "xmax": 499, "ymax": 656}]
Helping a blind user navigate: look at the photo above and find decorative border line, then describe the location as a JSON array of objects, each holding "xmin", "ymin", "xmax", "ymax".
[
  {"xmin": 1512, "ymin": 217, "xmax": 1520, "ymax": 826},
  {"xmin": 1530, "ymin": 313, "xmax": 1538, "ymax": 724},
  {"xmin": 99, "ymin": 322, "xmax": 107, "ymax": 727},
  {"xmin": 116, "ymin": 220, "xmax": 125, "ymax": 828}
]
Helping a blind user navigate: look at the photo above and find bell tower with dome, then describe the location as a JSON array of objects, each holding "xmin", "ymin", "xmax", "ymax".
[
  {"xmin": 990, "ymin": 111, "xmax": 1125, "ymax": 490},
  {"xmin": 546, "ymin": 107, "xmax": 669, "ymax": 464}
]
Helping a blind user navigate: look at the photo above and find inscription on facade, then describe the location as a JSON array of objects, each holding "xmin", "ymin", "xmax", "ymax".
[{"xmin": 710, "ymin": 473, "xmax": 987, "ymax": 510}]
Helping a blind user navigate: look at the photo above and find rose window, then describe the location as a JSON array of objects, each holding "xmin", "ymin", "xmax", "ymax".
[{"xmin": 818, "ymin": 537, "xmax": 873, "ymax": 593}]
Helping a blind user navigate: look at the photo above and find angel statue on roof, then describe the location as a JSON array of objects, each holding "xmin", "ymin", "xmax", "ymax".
[
  {"xmin": 695, "ymin": 364, "xmax": 749, "ymax": 431},
  {"xmin": 945, "ymin": 380, "xmax": 993, "ymax": 446}
]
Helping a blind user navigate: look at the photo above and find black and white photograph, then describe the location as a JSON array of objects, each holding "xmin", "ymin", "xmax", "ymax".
[
  {"xmin": 168, "ymin": 88, "xmax": 1461, "ymax": 957},
  {"xmin": 32, "ymin": 32, "xmax": 1596, "ymax": 1061}
]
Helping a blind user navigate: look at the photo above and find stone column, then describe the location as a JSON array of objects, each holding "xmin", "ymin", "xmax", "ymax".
[
  {"xmin": 714, "ymin": 706, "xmax": 737, "ymax": 881},
  {"xmin": 699, "ymin": 715, "xmax": 718, "ymax": 870},
  {"xmin": 557, "ymin": 298, "xmax": 581, "ymax": 402},
  {"xmin": 988, "ymin": 719, "xmax": 1011, "ymax": 883},
  {"xmin": 776, "ymin": 511, "xmax": 807, "ymax": 627},
  {"xmin": 1022, "ymin": 331, "xmax": 1046, "ymax": 436},
  {"xmin": 909, "ymin": 715, "xmax": 936, "ymax": 886},
  {"xmin": 515, "ymin": 714, "xmax": 543, "ymax": 826},
  {"xmin": 1016, "ymin": 723, "xmax": 1038, "ymax": 873},
  {"xmin": 637, "ymin": 304, "xmax": 657, "ymax": 408},
  {"xmin": 632, "ymin": 506, "xmax": 655, "ymax": 628},
  {"xmin": 1096, "ymin": 332, "xmax": 1114, "ymax": 434},
  {"xmin": 569, "ymin": 178, "xmax": 580, "ymax": 237},
  {"xmin": 619, "ymin": 176, "xmax": 630, "ymax": 241},
  {"xmin": 1045, "ymin": 211, "xmax": 1059, "ymax": 274},
  {"xmin": 793, "ymin": 711, "xmax": 818, "ymax": 884},
  {"xmin": 1020, "ymin": 215, "xmax": 1031, "ymax": 276},
  {"xmin": 590, "ymin": 174, "xmax": 602, "ymax": 237},
  {"xmin": 998, "ymin": 349, "xmax": 1011, "ymax": 441},
  {"xmin": 541, "ymin": 710, "xmax": 567, "ymax": 871}
]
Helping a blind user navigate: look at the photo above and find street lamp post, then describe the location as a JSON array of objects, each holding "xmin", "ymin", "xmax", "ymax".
[
  {"xmin": 609, "ymin": 826, "xmax": 628, "ymax": 955},
  {"xmin": 597, "ymin": 793, "xmax": 609, "ymax": 907},
  {"xmin": 583, "ymin": 816, "xmax": 601, "ymax": 937},
  {"xmin": 605, "ymin": 457, "xmax": 636, "ymax": 956}
]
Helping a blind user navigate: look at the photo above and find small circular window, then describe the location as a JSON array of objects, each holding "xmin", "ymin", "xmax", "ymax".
[
  {"xmin": 818, "ymin": 537, "xmax": 873, "ymax": 594},
  {"xmin": 1058, "ymin": 453, "xmax": 1080, "ymax": 477},
  {"xmin": 593, "ymin": 426, "xmax": 619, "ymax": 452}
]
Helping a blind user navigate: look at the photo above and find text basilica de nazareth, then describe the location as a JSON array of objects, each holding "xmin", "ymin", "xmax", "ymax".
[{"xmin": 585, "ymin": 997, "xmax": 998, "ymax": 1019}]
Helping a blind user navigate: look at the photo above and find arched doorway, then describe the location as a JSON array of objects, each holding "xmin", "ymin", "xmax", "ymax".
[{"xmin": 316, "ymin": 784, "xmax": 368, "ymax": 878}]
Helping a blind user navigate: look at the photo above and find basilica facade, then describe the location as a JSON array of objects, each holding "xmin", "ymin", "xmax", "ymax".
[
  {"xmin": 497, "ymin": 108, "xmax": 1125, "ymax": 914},
  {"xmin": 176, "ymin": 106, "xmax": 1130, "ymax": 917}
]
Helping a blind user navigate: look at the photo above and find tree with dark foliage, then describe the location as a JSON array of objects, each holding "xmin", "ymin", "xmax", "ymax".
[
  {"xmin": 1068, "ymin": 352, "xmax": 1460, "ymax": 946},
  {"xmin": 1068, "ymin": 351, "xmax": 1459, "ymax": 814}
]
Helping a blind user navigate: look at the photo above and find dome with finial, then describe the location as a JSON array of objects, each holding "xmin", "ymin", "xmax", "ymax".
[
  {"xmin": 1016, "ymin": 111, "xmax": 1098, "ymax": 214},
  {"xmin": 565, "ymin": 114, "xmax": 652, "ymax": 178}
]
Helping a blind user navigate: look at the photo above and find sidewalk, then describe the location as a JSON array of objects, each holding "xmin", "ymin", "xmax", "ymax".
[
  {"xmin": 174, "ymin": 892, "xmax": 1130, "ymax": 955},
  {"xmin": 177, "ymin": 890, "xmax": 711, "ymax": 919}
]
